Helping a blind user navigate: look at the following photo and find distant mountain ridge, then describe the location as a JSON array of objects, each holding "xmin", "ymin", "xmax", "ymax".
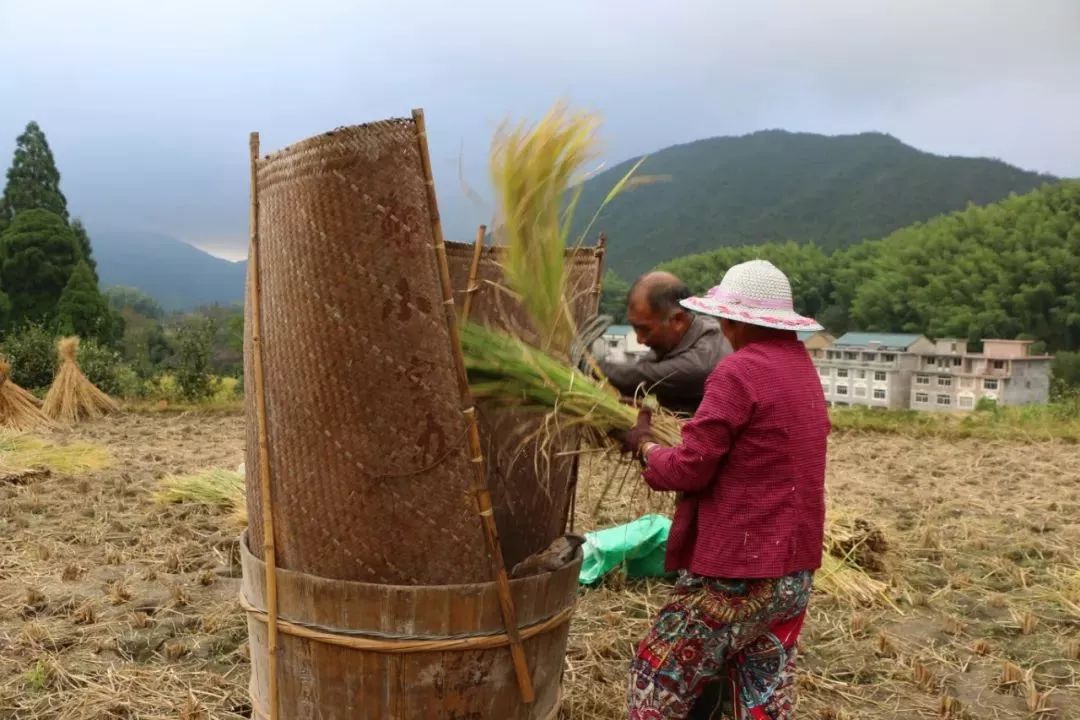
[
  {"xmin": 572, "ymin": 130, "xmax": 1057, "ymax": 278},
  {"xmin": 91, "ymin": 230, "xmax": 246, "ymax": 311}
]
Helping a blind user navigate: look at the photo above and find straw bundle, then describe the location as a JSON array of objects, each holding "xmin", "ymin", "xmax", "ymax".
[
  {"xmin": 42, "ymin": 337, "xmax": 119, "ymax": 423},
  {"xmin": 0, "ymin": 360, "xmax": 54, "ymax": 431},
  {"xmin": 157, "ymin": 469, "xmax": 247, "ymax": 527}
]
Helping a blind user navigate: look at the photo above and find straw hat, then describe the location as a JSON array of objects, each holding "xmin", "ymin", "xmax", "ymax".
[{"xmin": 680, "ymin": 259, "xmax": 823, "ymax": 331}]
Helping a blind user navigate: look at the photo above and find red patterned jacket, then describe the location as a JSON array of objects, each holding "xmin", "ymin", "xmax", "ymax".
[{"xmin": 642, "ymin": 335, "xmax": 829, "ymax": 579}]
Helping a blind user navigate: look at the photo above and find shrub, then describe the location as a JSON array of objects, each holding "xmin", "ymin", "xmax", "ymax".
[
  {"xmin": 174, "ymin": 317, "xmax": 217, "ymax": 401},
  {"xmin": 76, "ymin": 339, "xmax": 123, "ymax": 396},
  {"xmin": 1, "ymin": 323, "xmax": 57, "ymax": 389}
]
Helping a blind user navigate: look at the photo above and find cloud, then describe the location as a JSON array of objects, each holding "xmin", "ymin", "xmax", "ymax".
[{"xmin": 1, "ymin": 0, "xmax": 1077, "ymax": 256}]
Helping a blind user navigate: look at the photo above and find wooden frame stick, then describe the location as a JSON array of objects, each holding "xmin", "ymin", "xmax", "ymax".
[
  {"xmin": 461, "ymin": 224, "xmax": 487, "ymax": 322},
  {"xmin": 411, "ymin": 108, "xmax": 536, "ymax": 704},
  {"xmin": 248, "ymin": 132, "xmax": 281, "ymax": 720}
]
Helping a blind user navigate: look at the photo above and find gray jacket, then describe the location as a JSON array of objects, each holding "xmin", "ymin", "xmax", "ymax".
[{"xmin": 598, "ymin": 316, "xmax": 731, "ymax": 415}]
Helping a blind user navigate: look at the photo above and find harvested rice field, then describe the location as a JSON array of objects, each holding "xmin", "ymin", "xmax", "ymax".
[{"xmin": 1, "ymin": 411, "xmax": 1078, "ymax": 719}]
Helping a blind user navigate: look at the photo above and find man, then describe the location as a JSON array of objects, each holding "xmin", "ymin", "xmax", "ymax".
[
  {"xmin": 598, "ymin": 271, "xmax": 730, "ymax": 415},
  {"xmin": 620, "ymin": 259, "xmax": 830, "ymax": 719}
]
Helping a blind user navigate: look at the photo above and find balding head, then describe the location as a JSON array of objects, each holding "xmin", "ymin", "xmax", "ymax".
[
  {"xmin": 626, "ymin": 271, "xmax": 694, "ymax": 356},
  {"xmin": 627, "ymin": 271, "xmax": 691, "ymax": 318}
]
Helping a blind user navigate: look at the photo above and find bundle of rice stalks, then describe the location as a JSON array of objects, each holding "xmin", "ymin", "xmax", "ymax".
[
  {"xmin": 490, "ymin": 102, "xmax": 646, "ymax": 356},
  {"xmin": 816, "ymin": 551, "xmax": 892, "ymax": 606},
  {"xmin": 462, "ymin": 322, "xmax": 681, "ymax": 447},
  {"xmin": 42, "ymin": 337, "xmax": 119, "ymax": 423},
  {"xmin": 156, "ymin": 468, "xmax": 247, "ymax": 526},
  {"xmin": 0, "ymin": 430, "xmax": 111, "ymax": 474},
  {"xmin": 0, "ymin": 360, "xmax": 54, "ymax": 431}
]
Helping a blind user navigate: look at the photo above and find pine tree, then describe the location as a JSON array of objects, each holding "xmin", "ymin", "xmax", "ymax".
[
  {"xmin": 70, "ymin": 218, "xmax": 98, "ymax": 281},
  {"xmin": 0, "ymin": 122, "xmax": 68, "ymax": 227},
  {"xmin": 0, "ymin": 209, "xmax": 80, "ymax": 328},
  {"xmin": 55, "ymin": 260, "xmax": 113, "ymax": 342}
]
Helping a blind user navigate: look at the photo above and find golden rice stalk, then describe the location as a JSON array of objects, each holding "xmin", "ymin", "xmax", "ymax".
[
  {"xmin": 0, "ymin": 360, "xmax": 54, "ymax": 431},
  {"xmin": 41, "ymin": 337, "xmax": 119, "ymax": 424},
  {"xmin": 462, "ymin": 322, "xmax": 682, "ymax": 447},
  {"xmin": 156, "ymin": 468, "xmax": 246, "ymax": 527},
  {"xmin": 816, "ymin": 552, "xmax": 891, "ymax": 606},
  {"xmin": 0, "ymin": 430, "xmax": 111, "ymax": 474}
]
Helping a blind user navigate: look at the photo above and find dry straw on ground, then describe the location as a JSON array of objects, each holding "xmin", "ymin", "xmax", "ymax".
[
  {"xmin": 0, "ymin": 359, "xmax": 54, "ymax": 431},
  {"xmin": 42, "ymin": 337, "xmax": 119, "ymax": 424}
]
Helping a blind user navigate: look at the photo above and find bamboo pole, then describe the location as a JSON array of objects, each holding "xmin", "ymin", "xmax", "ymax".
[
  {"xmin": 460, "ymin": 224, "xmax": 487, "ymax": 322},
  {"xmin": 411, "ymin": 108, "xmax": 536, "ymax": 704},
  {"xmin": 248, "ymin": 132, "xmax": 281, "ymax": 720}
]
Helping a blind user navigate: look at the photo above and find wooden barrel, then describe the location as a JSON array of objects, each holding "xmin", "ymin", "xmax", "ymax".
[{"xmin": 240, "ymin": 531, "xmax": 581, "ymax": 719}]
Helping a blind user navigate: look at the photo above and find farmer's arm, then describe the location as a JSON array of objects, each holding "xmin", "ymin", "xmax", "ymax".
[
  {"xmin": 598, "ymin": 345, "xmax": 712, "ymax": 398},
  {"xmin": 642, "ymin": 364, "xmax": 754, "ymax": 493}
]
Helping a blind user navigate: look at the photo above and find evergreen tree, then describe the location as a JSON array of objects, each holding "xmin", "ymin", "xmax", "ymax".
[
  {"xmin": 0, "ymin": 209, "xmax": 80, "ymax": 328},
  {"xmin": 55, "ymin": 261, "xmax": 112, "ymax": 342},
  {"xmin": 70, "ymin": 218, "xmax": 98, "ymax": 281},
  {"xmin": 0, "ymin": 122, "xmax": 68, "ymax": 227}
]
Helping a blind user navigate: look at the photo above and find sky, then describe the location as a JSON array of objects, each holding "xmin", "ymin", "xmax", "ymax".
[{"xmin": 1, "ymin": 0, "xmax": 1078, "ymax": 261}]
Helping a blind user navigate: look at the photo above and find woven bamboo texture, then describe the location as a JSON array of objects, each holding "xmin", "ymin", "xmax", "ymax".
[
  {"xmin": 243, "ymin": 119, "xmax": 488, "ymax": 584},
  {"xmin": 444, "ymin": 241, "xmax": 602, "ymax": 567},
  {"xmin": 241, "ymin": 532, "xmax": 579, "ymax": 719}
]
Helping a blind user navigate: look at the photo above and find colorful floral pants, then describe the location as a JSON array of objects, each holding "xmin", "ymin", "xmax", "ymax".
[{"xmin": 628, "ymin": 570, "xmax": 813, "ymax": 719}]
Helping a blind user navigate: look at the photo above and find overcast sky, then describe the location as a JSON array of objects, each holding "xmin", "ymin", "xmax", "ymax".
[{"xmin": 1, "ymin": 0, "xmax": 1078, "ymax": 261}]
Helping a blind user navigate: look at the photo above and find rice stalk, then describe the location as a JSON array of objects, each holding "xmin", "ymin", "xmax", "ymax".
[
  {"xmin": 0, "ymin": 360, "xmax": 55, "ymax": 431},
  {"xmin": 41, "ymin": 338, "xmax": 119, "ymax": 424},
  {"xmin": 0, "ymin": 431, "xmax": 111, "ymax": 474},
  {"xmin": 462, "ymin": 322, "xmax": 682, "ymax": 447},
  {"xmin": 156, "ymin": 469, "xmax": 246, "ymax": 527}
]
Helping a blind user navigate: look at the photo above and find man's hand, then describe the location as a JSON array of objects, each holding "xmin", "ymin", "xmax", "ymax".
[{"xmin": 611, "ymin": 408, "xmax": 654, "ymax": 457}]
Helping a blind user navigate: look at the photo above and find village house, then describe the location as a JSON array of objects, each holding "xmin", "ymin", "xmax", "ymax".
[
  {"xmin": 591, "ymin": 325, "xmax": 648, "ymax": 364},
  {"xmin": 909, "ymin": 338, "xmax": 1053, "ymax": 411},
  {"xmin": 797, "ymin": 330, "xmax": 835, "ymax": 357},
  {"xmin": 814, "ymin": 332, "xmax": 934, "ymax": 409}
]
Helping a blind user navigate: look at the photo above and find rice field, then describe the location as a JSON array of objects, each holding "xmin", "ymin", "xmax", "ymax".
[{"xmin": 0, "ymin": 411, "xmax": 1078, "ymax": 718}]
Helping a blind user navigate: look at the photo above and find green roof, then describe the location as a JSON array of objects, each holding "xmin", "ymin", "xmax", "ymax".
[{"xmin": 834, "ymin": 332, "xmax": 926, "ymax": 351}]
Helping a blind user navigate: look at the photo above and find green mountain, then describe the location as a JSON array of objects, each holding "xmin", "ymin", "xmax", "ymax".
[
  {"xmin": 659, "ymin": 180, "xmax": 1080, "ymax": 352},
  {"xmin": 92, "ymin": 231, "xmax": 246, "ymax": 311},
  {"xmin": 575, "ymin": 130, "xmax": 1056, "ymax": 278}
]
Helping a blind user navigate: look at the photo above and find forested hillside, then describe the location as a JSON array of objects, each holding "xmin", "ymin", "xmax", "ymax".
[
  {"xmin": 657, "ymin": 181, "xmax": 1080, "ymax": 352},
  {"xmin": 576, "ymin": 130, "xmax": 1055, "ymax": 278}
]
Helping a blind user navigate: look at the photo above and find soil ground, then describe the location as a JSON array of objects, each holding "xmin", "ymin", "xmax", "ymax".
[{"xmin": 1, "ymin": 411, "xmax": 1078, "ymax": 719}]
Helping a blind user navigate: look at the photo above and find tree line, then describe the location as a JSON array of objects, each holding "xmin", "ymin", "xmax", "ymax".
[
  {"xmin": 0, "ymin": 121, "xmax": 242, "ymax": 401},
  {"xmin": 600, "ymin": 180, "xmax": 1080, "ymax": 396}
]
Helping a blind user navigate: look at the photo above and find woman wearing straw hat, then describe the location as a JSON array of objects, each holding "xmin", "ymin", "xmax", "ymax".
[{"xmin": 617, "ymin": 259, "xmax": 829, "ymax": 720}]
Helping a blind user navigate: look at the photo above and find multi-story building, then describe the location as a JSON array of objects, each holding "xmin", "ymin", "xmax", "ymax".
[
  {"xmin": 909, "ymin": 339, "xmax": 1053, "ymax": 411},
  {"xmin": 592, "ymin": 325, "xmax": 648, "ymax": 364},
  {"xmin": 797, "ymin": 330, "xmax": 835, "ymax": 357},
  {"xmin": 815, "ymin": 333, "xmax": 934, "ymax": 409}
]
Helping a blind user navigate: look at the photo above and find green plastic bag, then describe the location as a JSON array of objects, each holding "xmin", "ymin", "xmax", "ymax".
[{"xmin": 579, "ymin": 514, "xmax": 672, "ymax": 585}]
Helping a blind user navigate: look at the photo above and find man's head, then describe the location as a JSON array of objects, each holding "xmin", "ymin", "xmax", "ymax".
[{"xmin": 626, "ymin": 271, "xmax": 694, "ymax": 356}]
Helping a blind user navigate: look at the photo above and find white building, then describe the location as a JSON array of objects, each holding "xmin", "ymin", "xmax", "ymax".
[{"xmin": 592, "ymin": 325, "xmax": 648, "ymax": 363}]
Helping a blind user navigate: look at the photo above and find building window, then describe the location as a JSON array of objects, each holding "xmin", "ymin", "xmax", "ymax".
[
  {"xmin": 827, "ymin": 350, "xmax": 839, "ymax": 360},
  {"xmin": 822, "ymin": 384, "xmax": 830, "ymax": 394},
  {"xmin": 953, "ymin": 357, "xmax": 962, "ymax": 367},
  {"xmin": 854, "ymin": 386, "xmax": 867, "ymax": 397},
  {"xmin": 836, "ymin": 368, "xmax": 849, "ymax": 379},
  {"xmin": 862, "ymin": 353, "xmax": 877, "ymax": 362},
  {"xmin": 937, "ymin": 394, "xmax": 951, "ymax": 406},
  {"xmin": 992, "ymin": 360, "xmax": 1006, "ymax": 370},
  {"xmin": 835, "ymin": 385, "xmax": 849, "ymax": 396},
  {"xmin": 915, "ymin": 392, "xmax": 929, "ymax": 404},
  {"xmin": 856, "ymin": 370, "xmax": 866, "ymax": 379},
  {"xmin": 818, "ymin": 367, "xmax": 830, "ymax": 378},
  {"xmin": 958, "ymin": 396, "xmax": 973, "ymax": 409},
  {"xmin": 984, "ymin": 379, "xmax": 999, "ymax": 391},
  {"xmin": 882, "ymin": 354, "xmax": 896, "ymax": 362},
  {"xmin": 844, "ymin": 352, "xmax": 858, "ymax": 360},
  {"xmin": 873, "ymin": 388, "xmax": 887, "ymax": 400},
  {"xmin": 915, "ymin": 375, "xmax": 930, "ymax": 385},
  {"xmin": 938, "ymin": 376, "xmax": 952, "ymax": 388},
  {"xmin": 873, "ymin": 371, "xmax": 887, "ymax": 382}
]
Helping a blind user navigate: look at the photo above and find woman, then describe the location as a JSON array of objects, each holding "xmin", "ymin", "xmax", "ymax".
[{"xmin": 619, "ymin": 259, "xmax": 830, "ymax": 719}]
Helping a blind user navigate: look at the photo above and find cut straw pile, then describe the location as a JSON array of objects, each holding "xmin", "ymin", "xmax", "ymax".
[
  {"xmin": 0, "ymin": 359, "xmax": 54, "ymax": 431},
  {"xmin": 156, "ymin": 468, "xmax": 247, "ymax": 527},
  {"xmin": 42, "ymin": 337, "xmax": 119, "ymax": 423},
  {"xmin": 0, "ymin": 430, "xmax": 111, "ymax": 475}
]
